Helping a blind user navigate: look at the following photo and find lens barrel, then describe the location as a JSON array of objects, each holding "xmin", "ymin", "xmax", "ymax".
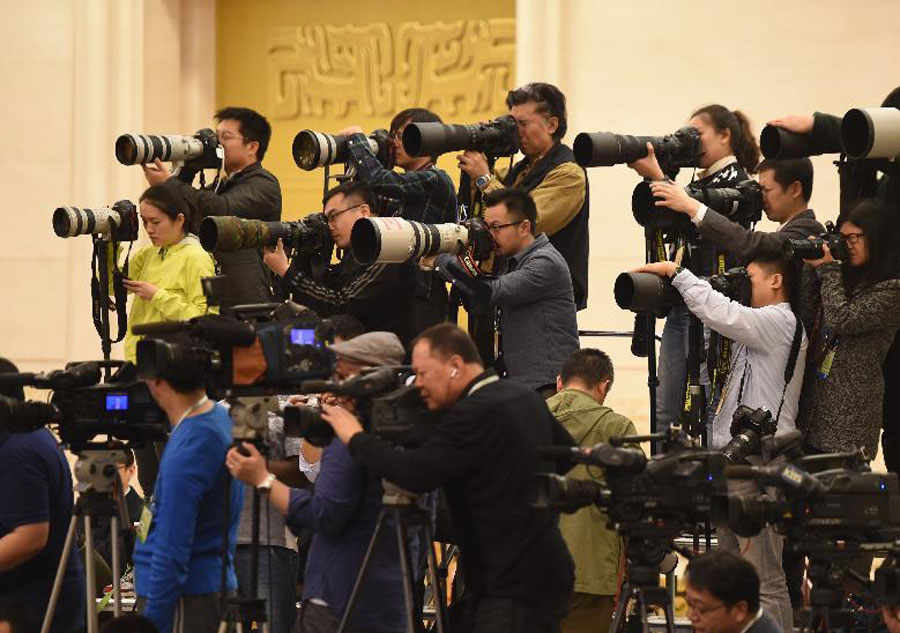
[
  {"xmin": 351, "ymin": 217, "xmax": 471, "ymax": 265},
  {"xmin": 841, "ymin": 107, "xmax": 900, "ymax": 159},
  {"xmin": 614, "ymin": 272, "xmax": 682, "ymax": 313},
  {"xmin": 115, "ymin": 134, "xmax": 205, "ymax": 166}
]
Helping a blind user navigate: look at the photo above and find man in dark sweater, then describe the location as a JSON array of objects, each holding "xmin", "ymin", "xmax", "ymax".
[
  {"xmin": 142, "ymin": 106, "xmax": 282, "ymax": 308},
  {"xmin": 322, "ymin": 323, "xmax": 577, "ymax": 633}
]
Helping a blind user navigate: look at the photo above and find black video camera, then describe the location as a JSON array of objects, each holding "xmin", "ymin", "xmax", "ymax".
[{"xmin": 283, "ymin": 366, "xmax": 438, "ymax": 448}]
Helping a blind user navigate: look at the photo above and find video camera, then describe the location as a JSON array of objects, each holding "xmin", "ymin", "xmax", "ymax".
[
  {"xmin": 350, "ymin": 216, "xmax": 494, "ymax": 265},
  {"xmin": 199, "ymin": 213, "xmax": 333, "ymax": 259},
  {"xmin": 115, "ymin": 129, "xmax": 222, "ymax": 172},
  {"xmin": 401, "ymin": 115, "xmax": 519, "ymax": 159},
  {"xmin": 283, "ymin": 366, "xmax": 438, "ymax": 448},
  {"xmin": 133, "ymin": 302, "xmax": 335, "ymax": 398},
  {"xmin": 782, "ymin": 220, "xmax": 850, "ymax": 261},
  {"xmin": 293, "ymin": 129, "xmax": 392, "ymax": 171},
  {"xmin": 573, "ymin": 126, "xmax": 701, "ymax": 173},
  {"xmin": 614, "ymin": 267, "xmax": 750, "ymax": 316},
  {"xmin": 52, "ymin": 200, "xmax": 139, "ymax": 242},
  {"xmin": 631, "ymin": 179, "xmax": 763, "ymax": 231},
  {"xmin": 0, "ymin": 361, "xmax": 168, "ymax": 452}
]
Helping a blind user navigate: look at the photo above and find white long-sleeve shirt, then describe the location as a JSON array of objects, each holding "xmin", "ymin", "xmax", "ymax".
[{"xmin": 672, "ymin": 270, "xmax": 808, "ymax": 449}]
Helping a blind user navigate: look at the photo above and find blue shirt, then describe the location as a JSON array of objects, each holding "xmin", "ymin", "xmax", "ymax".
[
  {"xmin": 134, "ymin": 403, "xmax": 242, "ymax": 633},
  {"xmin": 0, "ymin": 429, "xmax": 85, "ymax": 633},
  {"xmin": 287, "ymin": 438, "xmax": 422, "ymax": 633}
]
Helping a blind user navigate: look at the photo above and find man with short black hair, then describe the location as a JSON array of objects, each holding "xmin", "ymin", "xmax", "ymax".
[
  {"xmin": 143, "ymin": 106, "xmax": 282, "ymax": 307},
  {"xmin": 321, "ymin": 323, "xmax": 577, "ymax": 633},
  {"xmin": 548, "ymin": 349, "xmax": 637, "ymax": 633},
  {"xmin": 134, "ymin": 344, "xmax": 242, "ymax": 633},
  {"xmin": 685, "ymin": 552, "xmax": 782, "ymax": 633},
  {"xmin": 264, "ymin": 180, "xmax": 416, "ymax": 343},
  {"xmin": 458, "ymin": 82, "xmax": 589, "ymax": 309},
  {"xmin": 434, "ymin": 188, "xmax": 579, "ymax": 395}
]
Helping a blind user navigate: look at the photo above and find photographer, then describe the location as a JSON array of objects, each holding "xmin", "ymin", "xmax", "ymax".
[
  {"xmin": 134, "ymin": 337, "xmax": 243, "ymax": 633},
  {"xmin": 634, "ymin": 256, "xmax": 806, "ymax": 633},
  {"xmin": 143, "ymin": 107, "xmax": 281, "ymax": 307},
  {"xmin": 458, "ymin": 82, "xmax": 589, "ymax": 309},
  {"xmin": 264, "ymin": 181, "xmax": 416, "ymax": 344},
  {"xmin": 433, "ymin": 188, "xmax": 579, "ymax": 396},
  {"xmin": 338, "ymin": 108, "xmax": 459, "ymax": 331},
  {"xmin": 547, "ymin": 349, "xmax": 638, "ymax": 633},
  {"xmin": 685, "ymin": 552, "xmax": 782, "ymax": 633},
  {"xmin": 796, "ymin": 199, "xmax": 900, "ymax": 459},
  {"xmin": 225, "ymin": 332, "xmax": 423, "ymax": 633},
  {"xmin": 121, "ymin": 184, "xmax": 217, "ymax": 363},
  {"xmin": 321, "ymin": 323, "xmax": 577, "ymax": 633},
  {"xmin": 0, "ymin": 358, "xmax": 85, "ymax": 633},
  {"xmin": 650, "ymin": 157, "xmax": 824, "ymax": 263}
]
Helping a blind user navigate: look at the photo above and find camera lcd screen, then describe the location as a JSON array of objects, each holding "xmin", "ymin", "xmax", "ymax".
[
  {"xmin": 106, "ymin": 394, "xmax": 129, "ymax": 411},
  {"xmin": 290, "ymin": 328, "xmax": 316, "ymax": 346}
]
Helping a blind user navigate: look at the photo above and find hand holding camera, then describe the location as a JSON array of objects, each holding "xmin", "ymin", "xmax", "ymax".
[
  {"xmin": 649, "ymin": 179, "xmax": 702, "ymax": 217},
  {"xmin": 263, "ymin": 238, "xmax": 290, "ymax": 277},
  {"xmin": 626, "ymin": 142, "xmax": 665, "ymax": 180}
]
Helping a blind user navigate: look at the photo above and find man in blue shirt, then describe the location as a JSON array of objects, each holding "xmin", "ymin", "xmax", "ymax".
[
  {"xmin": 226, "ymin": 331, "xmax": 419, "ymax": 633},
  {"xmin": 134, "ymin": 350, "xmax": 242, "ymax": 633},
  {"xmin": 0, "ymin": 358, "xmax": 85, "ymax": 633}
]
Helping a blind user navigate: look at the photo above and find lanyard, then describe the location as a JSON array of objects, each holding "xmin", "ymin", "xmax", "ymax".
[{"xmin": 175, "ymin": 396, "xmax": 210, "ymax": 426}]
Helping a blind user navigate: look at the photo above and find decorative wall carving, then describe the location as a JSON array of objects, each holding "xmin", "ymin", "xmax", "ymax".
[{"xmin": 267, "ymin": 18, "xmax": 515, "ymax": 119}]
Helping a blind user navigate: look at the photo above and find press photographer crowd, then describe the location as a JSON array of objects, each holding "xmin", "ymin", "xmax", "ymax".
[{"xmin": 4, "ymin": 82, "xmax": 900, "ymax": 633}]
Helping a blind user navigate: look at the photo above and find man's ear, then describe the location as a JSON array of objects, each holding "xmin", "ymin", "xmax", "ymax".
[
  {"xmin": 546, "ymin": 115, "xmax": 559, "ymax": 137},
  {"xmin": 359, "ymin": 205, "xmax": 371, "ymax": 218},
  {"xmin": 787, "ymin": 180, "xmax": 803, "ymax": 201},
  {"xmin": 556, "ymin": 375, "xmax": 563, "ymax": 393},
  {"xmin": 771, "ymin": 272, "xmax": 784, "ymax": 291}
]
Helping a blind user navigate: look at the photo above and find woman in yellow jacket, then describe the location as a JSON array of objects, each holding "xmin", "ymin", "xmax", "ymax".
[{"xmin": 122, "ymin": 184, "xmax": 217, "ymax": 362}]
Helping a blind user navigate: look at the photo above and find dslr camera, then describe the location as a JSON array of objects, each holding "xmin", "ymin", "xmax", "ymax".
[
  {"xmin": 782, "ymin": 220, "xmax": 850, "ymax": 261},
  {"xmin": 573, "ymin": 126, "xmax": 701, "ymax": 172},
  {"xmin": 631, "ymin": 179, "xmax": 763, "ymax": 231},
  {"xmin": 401, "ymin": 115, "xmax": 520, "ymax": 159},
  {"xmin": 52, "ymin": 200, "xmax": 139, "ymax": 243},
  {"xmin": 614, "ymin": 267, "xmax": 750, "ymax": 316},
  {"xmin": 293, "ymin": 129, "xmax": 392, "ymax": 171},
  {"xmin": 350, "ymin": 216, "xmax": 494, "ymax": 265},
  {"xmin": 721, "ymin": 406, "xmax": 776, "ymax": 464},
  {"xmin": 115, "ymin": 129, "xmax": 222, "ymax": 173},
  {"xmin": 199, "ymin": 213, "xmax": 333, "ymax": 259}
]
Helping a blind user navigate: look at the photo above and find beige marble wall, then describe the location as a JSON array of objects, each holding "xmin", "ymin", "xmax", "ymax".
[
  {"xmin": 518, "ymin": 0, "xmax": 900, "ymax": 459},
  {"xmin": 0, "ymin": 0, "xmax": 215, "ymax": 373}
]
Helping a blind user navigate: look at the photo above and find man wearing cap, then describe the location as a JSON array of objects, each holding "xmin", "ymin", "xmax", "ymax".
[{"xmin": 226, "ymin": 332, "xmax": 424, "ymax": 633}]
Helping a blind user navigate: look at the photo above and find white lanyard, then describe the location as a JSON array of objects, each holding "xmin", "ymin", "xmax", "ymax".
[{"xmin": 175, "ymin": 395, "xmax": 210, "ymax": 426}]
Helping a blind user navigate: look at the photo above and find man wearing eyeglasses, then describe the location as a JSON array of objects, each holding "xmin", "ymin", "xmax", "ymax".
[
  {"xmin": 142, "ymin": 106, "xmax": 282, "ymax": 308},
  {"xmin": 685, "ymin": 552, "xmax": 782, "ymax": 633},
  {"xmin": 264, "ymin": 180, "xmax": 416, "ymax": 344},
  {"xmin": 336, "ymin": 108, "xmax": 458, "ymax": 332},
  {"xmin": 434, "ymin": 188, "xmax": 579, "ymax": 397}
]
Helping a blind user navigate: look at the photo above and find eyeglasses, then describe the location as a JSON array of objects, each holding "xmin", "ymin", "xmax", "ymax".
[
  {"xmin": 485, "ymin": 220, "xmax": 524, "ymax": 233},
  {"xmin": 325, "ymin": 204, "xmax": 363, "ymax": 225},
  {"xmin": 841, "ymin": 232, "xmax": 865, "ymax": 246},
  {"xmin": 217, "ymin": 131, "xmax": 245, "ymax": 143},
  {"xmin": 685, "ymin": 599, "xmax": 728, "ymax": 617}
]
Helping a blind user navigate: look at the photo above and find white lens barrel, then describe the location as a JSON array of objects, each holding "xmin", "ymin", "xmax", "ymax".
[{"xmin": 841, "ymin": 107, "xmax": 900, "ymax": 159}]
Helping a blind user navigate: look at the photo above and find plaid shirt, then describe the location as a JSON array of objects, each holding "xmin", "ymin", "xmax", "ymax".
[{"xmin": 347, "ymin": 133, "xmax": 458, "ymax": 224}]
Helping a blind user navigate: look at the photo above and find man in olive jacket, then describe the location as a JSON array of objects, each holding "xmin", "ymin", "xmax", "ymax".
[{"xmin": 546, "ymin": 349, "xmax": 638, "ymax": 633}]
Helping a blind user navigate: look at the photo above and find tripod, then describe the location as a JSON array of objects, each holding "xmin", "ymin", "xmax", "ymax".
[
  {"xmin": 42, "ymin": 450, "xmax": 128, "ymax": 633},
  {"xmin": 338, "ymin": 482, "xmax": 446, "ymax": 633},
  {"xmin": 610, "ymin": 560, "xmax": 676, "ymax": 633}
]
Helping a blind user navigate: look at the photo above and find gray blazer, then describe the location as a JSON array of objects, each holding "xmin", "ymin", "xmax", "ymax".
[
  {"xmin": 748, "ymin": 610, "xmax": 785, "ymax": 633},
  {"xmin": 699, "ymin": 208, "xmax": 824, "ymax": 262}
]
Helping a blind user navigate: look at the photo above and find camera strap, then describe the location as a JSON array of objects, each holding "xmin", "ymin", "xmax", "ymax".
[{"xmin": 91, "ymin": 239, "xmax": 131, "ymax": 343}]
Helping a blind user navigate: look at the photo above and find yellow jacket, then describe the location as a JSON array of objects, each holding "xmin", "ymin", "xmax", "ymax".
[{"xmin": 123, "ymin": 234, "xmax": 217, "ymax": 362}]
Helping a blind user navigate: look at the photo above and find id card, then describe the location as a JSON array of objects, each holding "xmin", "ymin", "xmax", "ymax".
[{"xmin": 136, "ymin": 503, "xmax": 153, "ymax": 544}]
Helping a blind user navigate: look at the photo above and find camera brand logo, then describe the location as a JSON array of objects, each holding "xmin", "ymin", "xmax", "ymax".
[{"xmin": 267, "ymin": 19, "xmax": 516, "ymax": 120}]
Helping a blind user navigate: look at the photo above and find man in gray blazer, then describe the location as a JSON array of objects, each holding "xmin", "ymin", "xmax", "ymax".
[
  {"xmin": 686, "ymin": 552, "xmax": 784, "ymax": 633},
  {"xmin": 650, "ymin": 157, "xmax": 824, "ymax": 263}
]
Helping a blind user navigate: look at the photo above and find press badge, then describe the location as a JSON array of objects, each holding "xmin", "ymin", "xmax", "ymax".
[
  {"xmin": 136, "ymin": 502, "xmax": 153, "ymax": 543},
  {"xmin": 817, "ymin": 347, "xmax": 837, "ymax": 379}
]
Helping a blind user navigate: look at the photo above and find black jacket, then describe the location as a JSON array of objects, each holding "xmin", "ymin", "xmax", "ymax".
[
  {"xmin": 169, "ymin": 161, "xmax": 282, "ymax": 307},
  {"xmin": 286, "ymin": 251, "xmax": 416, "ymax": 345},
  {"xmin": 349, "ymin": 373, "xmax": 576, "ymax": 607},
  {"xmin": 699, "ymin": 208, "xmax": 825, "ymax": 263}
]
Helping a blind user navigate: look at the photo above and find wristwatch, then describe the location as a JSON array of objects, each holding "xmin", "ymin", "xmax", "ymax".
[
  {"xmin": 475, "ymin": 173, "xmax": 491, "ymax": 191},
  {"xmin": 256, "ymin": 472, "xmax": 277, "ymax": 494},
  {"xmin": 671, "ymin": 265, "xmax": 685, "ymax": 278}
]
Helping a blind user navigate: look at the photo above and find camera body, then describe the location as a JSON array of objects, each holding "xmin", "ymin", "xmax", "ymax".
[
  {"xmin": 631, "ymin": 179, "xmax": 763, "ymax": 232},
  {"xmin": 782, "ymin": 221, "xmax": 849, "ymax": 261},
  {"xmin": 293, "ymin": 129, "xmax": 392, "ymax": 171},
  {"xmin": 614, "ymin": 267, "xmax": 749, "ymax": 316},
  {"xmin": 115, "ymin": 129, "xmax": 222, "ymax": 170},
  {"xmin": 401, "ymin": 115, "xmax": 519, "ymax": 159},
  {"xmin": 722, "ymin": 405, "xmax": 776, "ymax": 464},
  {"xmin": 200, "ymin": 213, "xmax": 333, "ymax": 259},
  {"xmin": 53, "ymin": 200, "xmax": 140, "ymax": 242},
  {"xmin": 573, "ymin": 126, "xmax": 701, "ymax": 171}
]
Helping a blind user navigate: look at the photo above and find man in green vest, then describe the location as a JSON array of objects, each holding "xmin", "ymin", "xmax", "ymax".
[{"xmin": 547, "ymin": 349, "xmax": 638, "ymax": 633}]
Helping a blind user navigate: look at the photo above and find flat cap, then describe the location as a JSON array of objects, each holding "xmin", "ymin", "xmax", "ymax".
[{"xmin": 329, "ymin": 331, "xmax": 406, "ymax": 367}]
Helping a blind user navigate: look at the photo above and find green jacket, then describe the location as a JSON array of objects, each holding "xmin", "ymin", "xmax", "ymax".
[
  {"xmin": 546, "ymin": 388, "xmax": 637, "ymax": 596},
  {"xmin": 123, "ymin": 235, "xmax": 217, "ymax": 362}
]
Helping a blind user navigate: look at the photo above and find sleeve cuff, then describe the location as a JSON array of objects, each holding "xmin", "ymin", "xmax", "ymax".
[
  {"xmin": 149, "ymin": 288, "xmax": 170, "ymax": 307},
  {"xmin": 692, "ymin": 204, "xmax": 707, "ymax": 225},
  {"xmin": 671, "ymin": 268, "xmax": 695, "ymax": 289}
]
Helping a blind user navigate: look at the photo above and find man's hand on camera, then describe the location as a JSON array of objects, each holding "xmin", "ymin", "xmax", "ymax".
[
  {"xmin": 627, "ymin": 142, "xmax": 665, "ymax": 181},
  {"xmin": 767, "ymin": 114, "xmax": 814, "ymax": 135},
  {"xmin": 123, "ymin": 279, "xmax": 158, "ymax": 300},
  {"xmin": 803, "ymin": 236, "xmax": 835, "ymax": 268},
  {"xmin": 457, "ymin": 151, "xmax": 490, "ymax": 180},
  {"xmin": 141, "ymin": 158, "xmax": 173, "ymax": 186},
  {"xmin": 337, "ymin": 125, "xmax": 365, "ymax": 136},
  {"xmin": 263, "ymin": 239, "xmax": 290, "ymax": 277},
  {"xmin": 632, "ymin": 261, "xmax": 678, "ymax": 278},
  {"xmin": 650, "ymin": 180, "xmax": 701, "ymax": 217},
  {"xmin": 321, "ymin": 402, "xmax": 364, "ymax": 444},
  {"xmin": 225, "ymin": 442, "xmax": 269, "ymax": 487}
]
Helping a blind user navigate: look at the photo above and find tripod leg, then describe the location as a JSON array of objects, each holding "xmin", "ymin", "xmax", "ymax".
[
  {"xmin": 337, "ymin": 509, "xmax": 388, "ymax": 633},
  {"xmin": 394, "ymin": 519, "xmax": 418, "ymax": 633},
  {"xmin": 84, "ymin": 515, "xmax": 99, "ymax": 633},
  {"xmin": 40, "ymin": 515, "xmax": 77, "ymax": 633},
  {"xmin": 423, "ymin": 523, "xmax": 446, "ymax": 633},
  {"xmin": 609, "ymin": 588, "xmax": 632, "ymax": 633},
  {"xmin": 111, "ymin": 515, "xmax": 121, "ymax": 617}
]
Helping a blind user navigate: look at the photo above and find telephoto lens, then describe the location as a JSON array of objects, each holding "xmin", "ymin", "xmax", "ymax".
[
  {"xmin": 350, "ymin": 217, "xmax": 493, "ymax": 265},
  {"xmin": 401, "ymin": 115, "xmax": 519, "ymax": 159},
  {"xmin": 52, "ymin": 201, "xmax": 139, "ymax": 242},
  {"xmin": 200, "ymin": 215, "xmax": 332, "ymax": 256},
  {"xmin": 613, "ymin": 272, "xmax": 682, "ymax": 314},
  {"xmin": 760, "ymin": 125, "xmax": 821, "ymax": 159},
  {"xmin": 115, "ymin": 131, "xmax": 218, "ymax": 166},
  {"xmin": 841, "ymin": 107, "xmax": 900, "ymax": 159},
  {"xmin": 292, "ymin": 129, "xmax": 390, "ymax": 170},
  {"xmin": 573, "ymin": 126, "xmax": 700, "ymax": 169}
]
